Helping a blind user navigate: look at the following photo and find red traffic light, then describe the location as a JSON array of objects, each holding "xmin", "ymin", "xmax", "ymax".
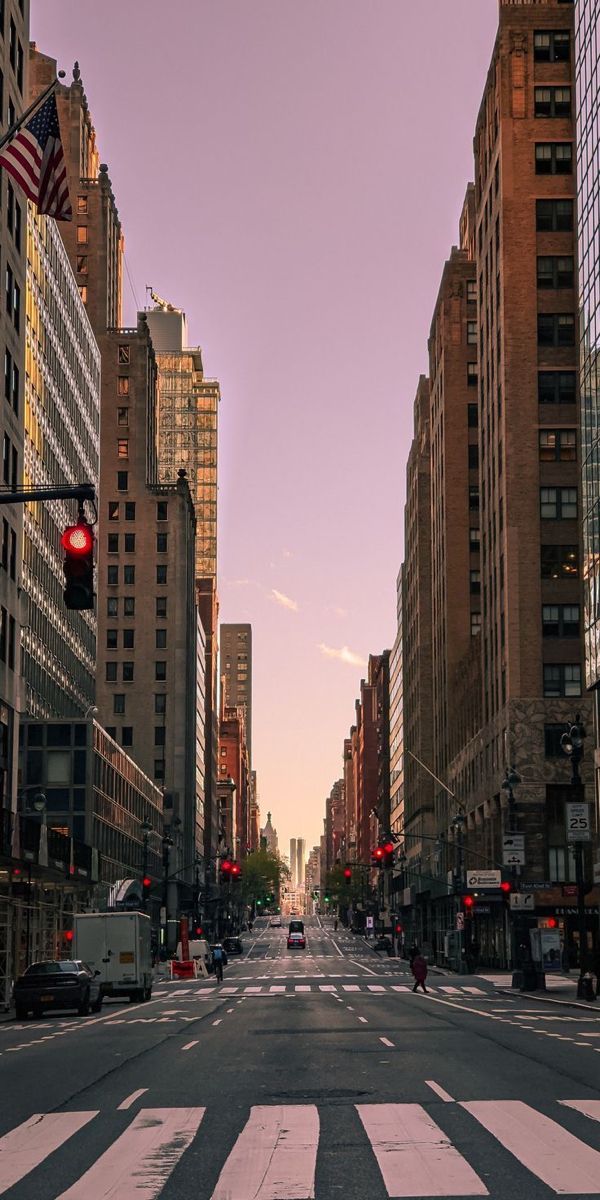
[
  {"xmin": 142, "ymin": 876, "xmax": 151, "ymax": 889},
  {"xmin": 194, "ymin": 925, "xmax": 203, "ymax": 936},
  {"xmin": 64, "ymin": 930, "xmax": 74, "ymax": 942},
  {"xmin": 221, "ymin": 859, "xmax": 232, "ymax": 874},
  {"xmin": 383, "ymin": 841, "xmax": 394, "ymax": 854},
  {"xmin": 547, "ymin": 917, "xmax": 558, "ymax": 929},
  {"xmin": 231, "ymin": 862, "xmax": 241, "ymax": 877},
  {"xmin": 500, "ymin": 881, "xmax": 511, "ymax": 894},
  {"xmin": 61, "ymin": 522, "xmax": 94, "ymax": 556},
  {"xmin": 463, "ymin": 894, "xmax": 475, "ymax": 909},
  {"xmin": 395, "ymin": 922, "xmax": 403, "ymax": 934},
  {"xmin": 373, "ymin": 846, "xmax": 385, "ymax": 860},
  {"xmin": 343, "ymin": 867, "xmax": 352, "ymax": 880}
]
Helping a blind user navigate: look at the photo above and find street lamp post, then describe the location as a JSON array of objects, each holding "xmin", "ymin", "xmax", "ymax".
[
  {"xmin": 560, "ymin": 717, "xmax": 592, "ymax": 1000},
  {"xmin": 162, "ymin": 832, "xmax": 174, "ymax": 951},
  {"xmin": 140, "ymin": 819, "xmax": 152, "ymax": 912},
  {"xmin": 501, "ymin": 766, "xmax": 524, "ymax": 979}
]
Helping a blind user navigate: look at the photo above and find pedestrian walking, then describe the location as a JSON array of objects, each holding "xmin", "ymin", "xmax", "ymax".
[
  {"xmin": 409, "ymin": 942, "xmax": 419, "ymax": 967},
  {"xmin": 411, "ymin": 952, "xmax": 428, "ymax": 993},
  {"xmin": 212, "ymin": 944, "xmax": 224, "ymax": 983}
]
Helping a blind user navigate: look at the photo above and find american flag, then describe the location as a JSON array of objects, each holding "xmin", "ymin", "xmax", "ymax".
[{"xmin": 0, "ymin": 91, "xmax": 72, "ymax": 221}]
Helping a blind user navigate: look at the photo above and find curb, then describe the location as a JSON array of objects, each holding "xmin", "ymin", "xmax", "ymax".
[{"xmin": 496, "ymin": 986, "xmax": 600, "ymax": 1014}]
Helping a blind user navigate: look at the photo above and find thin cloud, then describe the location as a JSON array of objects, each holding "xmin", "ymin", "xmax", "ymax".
[
  {"xmin": 326, "ymin": 605, "xmax": 348, "ymax": 619},
  {"xmin": 318, "ymin": 642, "xmax": 366, "ymax": 667},
  {"xmin": 271, "ymin": 588, "xmax": 299, "ymax": 612}
]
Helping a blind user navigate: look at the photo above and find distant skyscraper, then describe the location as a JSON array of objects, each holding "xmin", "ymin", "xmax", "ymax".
[
  {"xmin": 289, "ymin": 838, "xmax": 297, "ymax": 888},
  {"xmin": 296, "ymin": 838, "xmax": 306, "ymax": 889},
  {"xmin": 261, "ymin": 811, "xmax": 278, "ymax": 854},
  {"xmin": 220, "ymin": 624, "xmax": 252, "ymax": 764}
]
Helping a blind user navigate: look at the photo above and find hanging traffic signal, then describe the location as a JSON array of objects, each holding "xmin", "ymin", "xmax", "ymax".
[
  {"xmin": 462, "ymin": 894, "xmax": 475, "ymax": 911},
  {"xmin": 221, "ymin": 859, "xmax": 232, "ymax": 880},
  {"xmin": 372, "ymin": 846, "xmax": 385, "ymax": 867},
  {"xmin": 500, "ymin": 881, "xmax": 512, "ymax": 894},
  {"xmin": 231, "ymin": 862, "xmax": 242, "ymax": 879},
  {"xmin": 64, "ymin": 930, "xmax": 74, "ymax": 943},
  {"xmin": 383, "ymin": 841, "xmax": 395, "ymax": 868},
  {"xmin": 142, "ymin": 875, "xmax": 151, "ymax": 903},
  {"xmin": 395, "ymin": 922, "xmax": 403, "ymax": 935},
  {"xmin": 343, "ymin": 866, "xmax": 352, "ymax": 881},
  {"xmin": 194, "ymin": 924, "xmax": 204, "ymax": 937},
  {"xmin": 61, "ymin": 519, "xmax": 95, "ymax": 610}
]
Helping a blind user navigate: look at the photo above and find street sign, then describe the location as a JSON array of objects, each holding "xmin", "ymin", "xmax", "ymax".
[
  {"xmin": 456, "ymin": 913, "xmax": 464, "ymax": 931},
  {"xmin": 366, "ymin": 915, "xmax": 374, "ymax": 929},
  {"xmin": 566, "ymin": 801, "xmax": 591, "ymax": 842},
  {"xmin": 510, "ymin": 893, "xmax": 534, "ymax": 911},
  {"xmin": 502, "ymin": 834, "xmax": 525, "ymax": 866},
  {"xmin": 466, "ymin": 870, "xmax": 501, "ymax": 889}
]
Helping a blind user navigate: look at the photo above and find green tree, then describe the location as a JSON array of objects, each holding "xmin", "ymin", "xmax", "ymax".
[
  {"xmin": 241, "ymin": 849, "xmax": 290, "ymax": 908},
  {"xmin": 324, "ymin": 865, "xmax": 363, "ymax": 911}
]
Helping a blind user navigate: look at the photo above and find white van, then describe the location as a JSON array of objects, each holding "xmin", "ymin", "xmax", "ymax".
[
  {"xmin": 176, "ymin": 938, "xmax": 211, "ymax": 973},
  {"xmin": 74, "ymin": 911, "xmax": 152, "ymax": 1002}
]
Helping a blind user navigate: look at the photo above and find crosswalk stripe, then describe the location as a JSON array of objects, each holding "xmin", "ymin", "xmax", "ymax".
[
  {"xmin": 392, "ymin": 985, "xmax": 412, "ymax": 992},
  {"xmin": 462, "ymin": 987, "xmax": 486, "ymax": 995},
  {"xmin": 560, "ymin": 1099, "xmax": 600, "ymax": 1124},
  {"xmin": 244, "ymin": 987, "xmax": 262, "ymax": 994},
  {"xmin": 0, "ymin": 1111, "xmax": 97, "ymax": 1194},
  {"xmin": 367, "ymin": 985, "xmax": 385, "ymax": 992},
  {"xmin": 295, "ymin": 985, "xmax": 311, "ymax": 992},
  {"xmin": 220, "ymin": 987, "xmax": 238, "ymax": 994},
  {"xmin": 439, "ymin": 986, "xmax": 461, "ymax": 994},
  {"xmin": 343, "ymin": 985, "xmax": 361, "ymax": 992},
  {"xmin": 269, "ymin": 986, "xmax": 286, "ymax": 993},
  {"xmin": 462, "ymin": 1100, "xmax": 600, "ymax": 1194},
  {"xmin": 319, "ymin": 985, "xmax": 337, "ymax": 992},
  {"xmin": 56, "ymin": 1107, "xmax": 205, "ymax": 1200},
  {"xmin": 357, "ymin": 1103, "xmax": 488, "ymax": 1196},
  {"xmin": 210, "ymin": 1105, "xmax": 319, "ymax": 1199}
]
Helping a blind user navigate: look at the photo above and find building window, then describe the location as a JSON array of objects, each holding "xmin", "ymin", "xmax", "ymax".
[
  {"xmin": 157, "ymin": 501, "xmax": 168, "ymax": 521},
  {"xmin": 470, "ymin": 570, "xmax": 481, "ymax": 595},
  {"xmin": 117, "ymin": 471, "xmax": 128, "ymax": 491},
  {"xmin": 539, "ymin": 429, "xmax": 577, "ymax": 461},
  {"xmin": 117, "ymin": 407, "xmax": 129, "ymax": 425},
  {"xmin": 117, "ymin": 439, "xmax": 129, "ymax": 459},
  {"xmin": 540, "ymin": 487, "xmax": 577, "ymax": 519},
  {"xmin": 155, "ymin": 694, "xmax": 166, "ymax": 714},
  {"xmin": 118, "ymin": 344, "xmax": 130, "ymax": 364},
  {"xmin": 106, "ymin": 663, "xmax": 117, "ymax": 683},
  {"xmin": 106, "ymin": 630, "xmax": 118, "ymax": 650},
  {"xmin": 534, "ymin": 87, "xmax": 571, "ymax": 118},
  {"xmin": 156, "ymin": 629, "xmax": 167, "ymax": 649},
  {"xmin": 543, "ymin": 663, "xmax": 581, "ymax": 697},
  {"xmin": 121, "ymin": 727, "xmax": 133, "ymax": 748},
  {"xmin": 535, "ymin": 143, "xmax": 572, "ymax": 175},
  {"xmin": 124, "ymin": 597, "xmax": 135, "ymax": 616},
  {"xmin": 123, "ymin": 629, "xmax": 135, "ymax": 649},
  {"xmin": 533, "ymin": 30, "xmax": 570, "ymax": 63},
  {"xmin": 156, "ymin": 565, "xmax": 167, "ymax": 585},
  {"xmin": 114, "ymin": 695, "xmax": 125, "ymax": 715},
  {"xmin": 471, "ymin": 613, "xmax": 482, "ymax": 636},
  {"xmin": 537, "ymin": 256, "xmax": 574, "ymax": 290},
  {"xmin": 537, "ymin": 313, "xmax": 575, "ymax": 346},
  {"xmin": 156, "ymin": 533, "xmax": 168, "ymax": 553},
  {"xmin": 107, "ymin": 597, "xmax": 118, "ymax": 617},
  {"xmin": 122, "ymin": 662, "xmax": 134, "ymax": 682},
  {"xmin": 124, "ymin": 565, "xmax": 135, "ymax": 586},
  {"xmin": 467, "ymin": 362, "xmax": 478, "ymax": 387},
  {"xmin": 77, "ymin": 195, "xmax": 88, "ymax": 215},
  {"xmin": 124, "ymin": 533, "xmax": 135, "ymax": 553},
  {"xmin": 536, "ymin": 199, "xmax": 573, "ymax": 233},
  {"xmin": 154, "ymin": 727, "xmax": 166, "ymax": 746},
  {"xmin": 467, "ymin": 403, "xmax": 478, "ymax": 428},
  {"xmin": 124, "ymin": 502, "xmax": 136, "ymax": 520},
  {"xmin": 117, "ymin": 376, "xmax": 129, "ymax": 396},
  {"xmin": 156, "ymin": 597, "xmax": 167, "ymax": 618},
  {"xmin": 467, "ymin": 320, "xmax": 477, "ymax": 345},
  {"xmin": 155, "ymin": 661, "xmax": 166, "ymax": 681},
  {"xmin": 542, "ymin": 604, "xmax": 580, "ymax": 637},
  {"xmin": 107, "ymin": 566, "xmax": 118, "ymax": 586},
  {"xmin": 467, "ymin": 279, "xmax": 477, "ymax": 303},
  {"xmin": 538, "ymin": 371, "xmax": 576, "ymax": 404},
  {"xmin": 540, "ymin": 544, "xmax": 579, "ymax": 578},
  {"xmin": 469, "ymin": 486, "xmax": 479, "ymax": 510},
  {"xmin": 544, "ymin": 725, "xmax": 569, "ymax": 757},
  {"xmin": 76, "ymin": 225, "xmax": 88, "ymax": 245},
  {"xmin": 548, "ymin": 845, "xmax": 577, "ymax": 884},
  {"xmin": 78, "ymin": 285, "xmax": 87, "ymax": 304},
  {"xmin": 469, "ymin": 528, "xmax": 480, "ymax": 552},
  {"xmin": 108, "ymin": 502, "xmax": 119, "ymax": 521},
  {"xmin": 154, "ymin": 760, "xmax": 165, "ymax": 780},
  {"xmin": 107, "ymin": 534, "xmax": 119, "ymax": 554},
  {"xmin": 468, "ymin": 444, "xmax": 479, "ymax": 470}
]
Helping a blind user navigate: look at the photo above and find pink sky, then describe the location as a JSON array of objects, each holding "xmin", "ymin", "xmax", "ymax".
[{"xmin": 32, "ymin": 0, "xmax": 499, "ymax": 859}]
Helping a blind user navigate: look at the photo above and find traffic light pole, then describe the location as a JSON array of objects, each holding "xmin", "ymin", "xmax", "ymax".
[{"xmin": 0, "ymin": 483, "xmax": 96, "ymax": 506}]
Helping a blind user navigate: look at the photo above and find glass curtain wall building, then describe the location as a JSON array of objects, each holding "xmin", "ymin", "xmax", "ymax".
[
  {"xmin": 576, "ymin": 0, "xmax": 600, "ymax": 690},
  {"xmin": 22, "ymin": 208, "xmax": 101, "ymax": 716}
]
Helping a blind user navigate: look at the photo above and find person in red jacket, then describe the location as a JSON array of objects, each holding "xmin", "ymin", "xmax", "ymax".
[{"xmin": 411, "ymin": 951, "xmax": 428, "ymax": 993}]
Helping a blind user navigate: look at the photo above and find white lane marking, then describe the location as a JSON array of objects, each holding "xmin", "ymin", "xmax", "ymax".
[
  {"xmin": 319, "ymin": 985, "xmax": 337, "ymax": 992},
  {"xmin": 269, "ymin": 986, "xmax": 286, "ymax": 993},
  {"xmin": 227, "ymin": 1008, "xmax": 234, "ymax": 1013},
  {"xmin": 380, "ymin": 1037, "xmax": 395, "ymax": 1047},
  {"xmin": 343, "ymin": 985, "xmax": 361, "ymax": 992},
  {"xmin": 357, "ymin": 1103, "xmax": 487, "ymax": 1197},
  {"xmin": 439, "ymin": 986, "xmax": 462, "ymax": 994},
  {"xmin": 329, "ymin": 938, "xmax": 345, "ymax": 958},
  {"xmin": 462, "ymin": 987, "xmax": 486, "ymax": 995},
  {"xmin": 212, "ymin": 1020, "xmax": 222, "ymax": 1026},
  {"xmin": 349, "ymin": 959, "xmax": 377, "ymax": 976},
  {"xmin": 0, "ymin": 1112, "xmax": 97, "ymax": 1192},
  {"xmin": 358, "ymin": 1016, "xmax": 368, "ymax": 1023},
  {"xmin": 561, "ymin": 1100, "xmax": 600, "ymax": 1123},
  {"xmin": 220, "ymin": 987, "xmax": 238, "ymax": 994},
  {"xmin": 295, "ymin": 985, "xmax": 311, "ymax": 992},
  {"xmin": 392, "ymin": 985, "xmax": 412, "ymax": 992},
  {"xmin": 182, "ymin": 1040, "xmax": 199, "ymax": 1051},
  {"xmin": 462, "ymin": 1100, "xmax": 600, "ymax": 1194},
  {"xmin": 244, "ymin": 987, "xmax": 262, "ymax": 994},
  {"xmin": 210, "ymin": 1105, "xmax": 319, "ymax": 1200},
  {"xmin": 425, "ymin": 1080, "xmax": 455, "ymax": 1103},
  {"xmin": 367, "ymin": 985, "xmax": 385, "ymax": 992},
  {"xmin": 118, "ymin": 1089, "xmax": 148, "ymax": 1111},
  {"xmin": 56, "ymin": 1108, "xmax": 205, "ymax": 1200}
]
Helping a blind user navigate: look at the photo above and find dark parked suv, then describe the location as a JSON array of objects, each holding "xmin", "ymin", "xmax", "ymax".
[
  {"xmin": 13, "ymin": 960, "xmax": 102, "ymax": 1019},
  {"xmin": 223, "ymin": 936, "xmax": 243, "ymax": 955}
]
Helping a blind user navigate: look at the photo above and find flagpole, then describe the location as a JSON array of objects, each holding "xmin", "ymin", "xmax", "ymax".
[{"xmin": 0, "ymin": 72, "xmax": 65, "ymax": 155}]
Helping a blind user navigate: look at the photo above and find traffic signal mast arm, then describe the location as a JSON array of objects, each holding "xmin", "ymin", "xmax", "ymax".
[{"xmin": 0, "ymin": 482, "xmax": 96, "ymax": 506}]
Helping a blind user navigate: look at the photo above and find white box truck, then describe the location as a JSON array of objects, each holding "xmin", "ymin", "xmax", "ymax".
[{"xmin": 74, "ymin": 911, "xmax": 153, "ymax": 1002}]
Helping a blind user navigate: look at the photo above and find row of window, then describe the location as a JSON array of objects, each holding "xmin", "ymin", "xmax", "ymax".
[
  {"xmin": 2, "ymin": 430, "xmax": 17, "ymax": 488},
  {"xmin": 540, "ymin": 487, "xmax": 577, "ymax": 519},
  {"xmin": 535, "ymin": 142, "xmax": 572, "ymax": 175},
  {"xmin": 5, "ymin": 265, "xmax": 20, "ymax": 332},
  {"xmin": 106, "ymin": 564, "xmax": 168, "ymax": 595},
  {"xmin": 534, "ymin": 29, "xmax": 570, "ymax": 63},
  {"xmin": 471, "ymin": 546, "xmax": 579, "ymax": 590},
  {"xmin": 537, "ymin": 313, "xmax": 575, "ymax": 346},
  {"xmin": 534, "ymin": 87, "xmax": 571, "ymax": 119},
  {"xmin": 106, "ymin": 629, "xmax": 167, "ymax": 650},
  {"xmin": 102, "ymin": 726, "xmax": 166, "ymax": 750},
  {"xmin": 107, "ymin": 533, "xmax": 168, "ymax": 555},
  {"xmin": 537, "ymin": 256, "xmax": 574, "ymax": 289},
  {"xmin": 539, "ymin": 429, "xmax": 576, "ymax": 460},
  {"xmin": 107, "ymin": 597, "xmax": 167, "ymax": 619},
  {"xmin": 543, "ymin": 663, "xmax": 581, "ymax": 697},
  {"xmin": 4, "ymin": 347, "xmax": 18, "ymax": 414},
  {"xmin": 106, "ymin": 661, "xmax": 167, "ymax": 682},
  {"xmin": 107, "ymin": 501, "xmax": 168, "ymax": 522},
  {"xmin": 113, "ymin": 693, "xmax": 167, "ymax": 715},
  {"xmin": 468, "ymin": 374, "xmax": 575, "ymax": 410},
  {"xmin": 0, "ymin": 605, "xmax": 15, "ymax": 668},
  {"xmin": 0, "ymin": 516, "xmax": 16, "ymax": 580}
]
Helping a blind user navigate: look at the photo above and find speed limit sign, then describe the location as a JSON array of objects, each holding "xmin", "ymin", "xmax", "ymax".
[{"xmin": 566, "ymin": 801, "xmax": 591, "ymax": 842}]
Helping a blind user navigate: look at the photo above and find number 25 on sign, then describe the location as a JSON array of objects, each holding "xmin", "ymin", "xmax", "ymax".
[{"xmin": 566, "ymin": 801, "xmax": 590, "ymax": 842}]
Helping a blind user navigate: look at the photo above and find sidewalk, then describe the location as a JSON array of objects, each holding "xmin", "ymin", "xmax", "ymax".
[{"xmin": 482, "ymin": 970, "xmax": 600, "ymax": 1013}]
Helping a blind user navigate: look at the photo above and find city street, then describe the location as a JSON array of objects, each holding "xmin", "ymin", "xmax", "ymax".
[{"xmin": 1, "ymin": 916, "xmax": 600, "ymax": 1198}]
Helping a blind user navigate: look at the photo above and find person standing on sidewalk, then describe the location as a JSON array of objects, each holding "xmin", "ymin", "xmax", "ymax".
[{"xmin": 411, "ymin": 952, "xmax": 428, "ymax": 994}]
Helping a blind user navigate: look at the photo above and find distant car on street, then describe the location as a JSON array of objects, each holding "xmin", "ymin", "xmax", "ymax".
[
  {"xmin": 269, "ymin": 916, "xmax": 282, "ymax": 927},
  {"xmin": 287, "ymin": 929, "xmax": 306, "ymax": 949},
  {"xmin": 13, "ymin": 960, "xmax": 102, "ymax": 1019},
  {"xmin": 223, "ymin": 936, "xmax": 243, "ymax": 955}
]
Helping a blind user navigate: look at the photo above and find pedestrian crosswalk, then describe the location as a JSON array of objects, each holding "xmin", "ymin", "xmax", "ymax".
[
  {"xmin": 154, "ymin": 982, "xmax": 489, "ymax": 998},
  {"xmin": 2, "ymin": 1099, "xmax": 600, "ymax": 1197}
]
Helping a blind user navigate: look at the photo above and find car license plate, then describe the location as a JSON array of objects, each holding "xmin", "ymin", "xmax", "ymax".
[{"xmin": 40, "ymin": 994, "xmax": 54, "ymax": 1002}]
